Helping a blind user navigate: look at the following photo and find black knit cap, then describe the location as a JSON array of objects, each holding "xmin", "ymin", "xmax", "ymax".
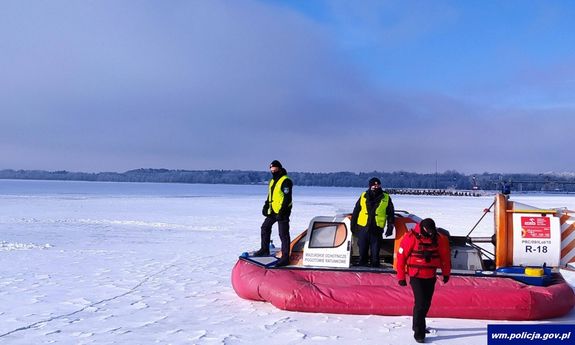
[
  {"xmin": 420, "ymin": 218, "xmax": 437, "ymax": 236},
  {"xmin": 368, "ymin": 177, "xmax": 381, "ymax": 187},
  {"xmin": 270, "ymin": 160, "xmax": 283, "ymax": 169}
]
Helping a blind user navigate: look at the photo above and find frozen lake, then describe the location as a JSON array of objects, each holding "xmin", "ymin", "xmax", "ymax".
[{"xmin": 0, "ymin": 179, "xmax": 573, "ymax": 344}]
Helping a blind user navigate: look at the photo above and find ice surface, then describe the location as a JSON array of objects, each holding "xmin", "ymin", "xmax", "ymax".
[{"xmin": 0, "ymin": 180, "xmax": 573, "ymax": 344}]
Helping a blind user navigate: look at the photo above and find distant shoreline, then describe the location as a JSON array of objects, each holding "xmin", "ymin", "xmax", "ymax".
[
  {"xmin": 1, "ymin": 168, "xmax": 575, "ymax": 193},
  {"xmin": 2, "ymin": 178, "xmax": 575, "ymax": 197}
]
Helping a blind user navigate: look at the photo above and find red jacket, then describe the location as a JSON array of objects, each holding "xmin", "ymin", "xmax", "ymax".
[{"xmin": 396, "ymin": 223, "xmax": 451, "ymax": 281}]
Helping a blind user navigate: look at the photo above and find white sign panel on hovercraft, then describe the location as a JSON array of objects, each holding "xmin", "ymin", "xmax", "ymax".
[{"xmin": 512, "ymin": 213, "xmax": 560, "ymax": 267}]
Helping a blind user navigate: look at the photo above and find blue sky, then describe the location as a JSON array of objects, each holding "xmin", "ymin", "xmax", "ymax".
[{"xmin": 0, "ymin": 0, "xmax": 573, "ymax": 174}]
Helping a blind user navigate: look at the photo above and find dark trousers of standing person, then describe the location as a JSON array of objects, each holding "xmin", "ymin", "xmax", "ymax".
[
  {"xmin": 356, "ymin": 228, "xmax": 381, "ymax": 267},
  {"xmin": 410, "ymin": 276, "xmax": 436, "ymax": 341},
  {"xmin": 260, "ymin": 216, "xmax": 290, "ymax": 257}
]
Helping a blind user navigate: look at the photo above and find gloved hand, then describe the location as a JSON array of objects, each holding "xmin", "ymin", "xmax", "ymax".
[
  {"xmin": 385, "ymin": 224, "xmax": 394, "ymax": 237},
  {"xmin": 398, "ymin": 279, "xmax": 407, "ymax": 286},
  {"xmin": 262, "ymin": 203, "xmax": 269, "ymax": 217},
  {"xmin": 443, "ymin": 276, "xmax": 449, "ymax": 284}
]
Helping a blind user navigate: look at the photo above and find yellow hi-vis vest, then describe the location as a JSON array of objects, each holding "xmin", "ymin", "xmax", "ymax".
[
  {"xmin": 357, "ymin": 191, "xmax": 389, "ymax": 228},
  {"xmin": 268, "ymin": 175, "xmax": 291, "ymax": 214}
]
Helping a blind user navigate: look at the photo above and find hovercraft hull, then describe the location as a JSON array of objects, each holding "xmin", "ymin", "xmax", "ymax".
[{"xmin": 231, "ymin": 258, "xmax": 575, "ymax": 320}]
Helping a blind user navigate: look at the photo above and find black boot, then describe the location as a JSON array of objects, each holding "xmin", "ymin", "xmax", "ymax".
[
  {"xmin": 253, "ymin": 248, "xmax": 270, "ymax": 257},
  {"xmin": 275, "ymin": 255, "xmax": 290, "ymax": 267}
]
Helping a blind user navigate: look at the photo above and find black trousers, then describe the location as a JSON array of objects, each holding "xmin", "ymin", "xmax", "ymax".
[
  {"xmin": 410, "ymin": 276, "xmax": 436, "ymax": 339},
  {"xmin": 356, "ymin": 227, "xmax": 381, "ymax": 267},
  {"xmin": 260, "ymin": 216, "xmax": 290, "ymax": 257}
]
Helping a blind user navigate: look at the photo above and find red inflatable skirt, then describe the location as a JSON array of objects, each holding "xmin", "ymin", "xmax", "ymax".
[{"xmin": 231, "ymin": 258, "xmax": 575, "ymax": 320}]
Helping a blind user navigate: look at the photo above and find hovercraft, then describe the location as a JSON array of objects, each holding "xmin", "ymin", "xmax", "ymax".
[{"xmin": 231, "ymin": 194, "xmax": 575, "ymax": 320}]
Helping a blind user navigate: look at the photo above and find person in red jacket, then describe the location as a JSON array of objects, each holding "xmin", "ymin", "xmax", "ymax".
[{"xmin": 396, "ymin": 218, "xmax": 451, "ymax": 343}]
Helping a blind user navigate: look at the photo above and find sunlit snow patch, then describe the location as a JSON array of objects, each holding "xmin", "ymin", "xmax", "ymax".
[{"xmin": 0, "ymin": 241, "xmax": 52, "ymax": 251}]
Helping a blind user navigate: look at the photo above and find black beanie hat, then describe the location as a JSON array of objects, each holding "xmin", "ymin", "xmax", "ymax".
[
  {"xmin": 368, "ymin": 177, "xmax": 381, "ymax": 186},
  {"xmin": 270, "ymin": 160, "xmax": 283, "ymax": 169},
  {"xmin": 419, "ymin": 218, "xmax": 437, "ymax": 236}
]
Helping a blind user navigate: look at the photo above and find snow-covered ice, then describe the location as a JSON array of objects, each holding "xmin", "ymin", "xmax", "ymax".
[{"xmin": 0, "ymin": 179, "xmax": 573, "ymax": 344}]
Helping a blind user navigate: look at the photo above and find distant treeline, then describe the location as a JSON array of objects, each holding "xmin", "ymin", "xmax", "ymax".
[{"xmin": 1, "ymin": 168, "xmax": 575, "ymax": 192}]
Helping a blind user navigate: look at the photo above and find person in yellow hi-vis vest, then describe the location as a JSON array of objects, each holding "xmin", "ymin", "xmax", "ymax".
[
  {"xmin": 351, "ymin": 177, "xmax": 394, "ymax": 267},
  {"xmin": 253, "ymin": 160, "xmax": 293, "ymax": 267}
]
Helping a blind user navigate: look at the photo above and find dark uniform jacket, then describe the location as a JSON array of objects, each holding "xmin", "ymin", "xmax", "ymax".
[
  {"xmin": 351, "ymin": 188, "xmax": 394, "ymax": 234},
  {"xmin": 262, "ymin": 168, "xmax": 292, "ymax": 221}
]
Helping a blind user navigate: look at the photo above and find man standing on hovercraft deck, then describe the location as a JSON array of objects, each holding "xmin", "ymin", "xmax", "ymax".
[
  {"xmin": 396, "ymin": 218, "xmax": 451, "ymax": 343},
  {"xmin": 253, "ymin": 160, "xmax": 292, "ymax": 267},
  {"xmin": 351, "ymin": 177, "xmax": 395, "ymax": 267}
]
